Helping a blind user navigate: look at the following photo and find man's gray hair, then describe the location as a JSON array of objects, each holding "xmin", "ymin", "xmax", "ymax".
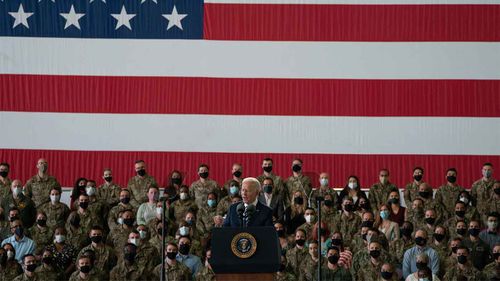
[{"xmin": 242, "ymin": 177, "xmax": 261, "ymax": 191}]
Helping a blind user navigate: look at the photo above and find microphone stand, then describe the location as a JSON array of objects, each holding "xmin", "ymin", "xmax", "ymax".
[
  {"xmin": 160, "ymin": 198, "xmax": 168, "ymax": 281},
  {"xmin": 316, "ymin": 196, "xmax": 324, "ymax": 281}
]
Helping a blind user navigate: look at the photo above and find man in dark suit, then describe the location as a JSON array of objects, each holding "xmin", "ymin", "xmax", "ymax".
[
  {"xmin": 223, "ymin": 177, "xmax": 273, "ymax": 227},
  {"xmin": 258, "ymin": 177, "xmax": 285, "ymax": 222}
]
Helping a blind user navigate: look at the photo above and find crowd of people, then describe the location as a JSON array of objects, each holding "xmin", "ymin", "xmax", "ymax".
[{"xmin": 0, "ymin": 157, "xmax": 498, "ymax": 281}]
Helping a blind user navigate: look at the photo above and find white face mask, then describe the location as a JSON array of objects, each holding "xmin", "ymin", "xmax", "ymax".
[
  {"xmin": 85, "ymin": 187, "xmax": 96, "ymax": 196},
  {"xmin": 320, "ymin": 178, "xmax": 328, "ymax": 187},
  {"xmin": 6, "ymin": 250, "xmax": 14, "ymax": 259},
  {"xmin": 179, "ymin": 226, "xmax": 190, "ymax": 236},
  {"xmin": 488, "ymin": 221, "xmax": 498, "ymax": 229},
  {"xmin": 305, "ymin": 215, "xmax": 315, "ymax": 223},
  {"xmin": 139, "ymin": 230, "xmax": 147, "ymax": 239},
  {"xmin": 130, "ymin": 238, "xmax": 139, "ymax": 246},
  {"xmin": 117, "ymin": 218, "xmax": 124, "ymax": 225},
  {"xmin": 12, "ymin": 187, "xmax": 22, "ymax": 197},
  {"xmin": 180, "ymin": 193, "xmax": 188, "ymax": 200},
  {"xmin": 156, "ymin": 207, "xmax": 163, "ymax": 216},
  {"xmin": 348, "ymin": 182, "xmax": 357, "ymax": 189},
  {"xmin": 50, "ymin": 194, "xmax": 60, "ymax": 203},
  {"xmin": 55, "ymin": 235, "xmax": 66, "ymax": 243}
]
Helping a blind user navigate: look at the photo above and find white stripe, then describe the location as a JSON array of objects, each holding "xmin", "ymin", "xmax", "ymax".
[
  {"xmin": 205, "ymin": 0, "xmax": 500, "ymax": 4},
  {"xmin": 1, "ymin": 37, "xmax": 499, "ymax": 79},
  {"xmin": 1, "ymin": 112, "xmax": 499, "ymax": 155}
]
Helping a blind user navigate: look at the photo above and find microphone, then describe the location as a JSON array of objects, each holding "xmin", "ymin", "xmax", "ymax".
[
  {"xmin": 236, "ymin": 203, "xmax": 245, "ymax": 226},
  {"xmin": 243, "ymin": 204, "xmax": 256, "ymax": 227}
]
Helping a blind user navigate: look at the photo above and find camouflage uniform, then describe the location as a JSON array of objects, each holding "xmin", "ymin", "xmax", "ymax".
[
  {"xmin": 12, "ymin": 273, "xmax": 43, "ymax": 281},
  {"xmin": 171, "ymin": 199, "xmax": 198, "ymax": 225},
  {"xmin": 352, "ymin": 249, "xmax": 393, "ymax": 281},
  {"xmin": 39, "ymin": 201, "xmax": 70, "ymax": 230},
  {"xmin": 66, "ymin": 225, "xmax": 89, "ymax": 250},
  {"xmin": 309, "ymin": 188, "xmax": 339, "ymax": 209},
  {"xmin": 107, "ymin": 203, "xmax": 136, "ymax": 231},
  {"xmin": 443, "ymin": 264, "xmax": 485, "ymax": 281},
  {"xmin": 35, "ymin": 264, "xmax": 60, "ymax": 281},
  {"xmin": 297, "ymin": 222, "xmax": 314, "ymax": 240},
  {"xmin": 2, "ymin": 194, "xmax": 37, "ymax": 228},
  {"xmin": 68, "ymin": 270, "xmax": 101, "ymax": 281},
  {"xmin": 285, "ymin": 175, "xmax": 313, "ymax": 206},
  {"xmin": 404, "ymin": 181, "xmax": 420, "ymax": 208},
  {"xmin": 194, "ymin": 265, "xmax": 216, "ymax": 281},
  {"xmin": 189, "ymin": 179, "xmax": 219, "ymax": 209},
  {"xmin": 317, "ymin": 265, "xmax": 352, "ymax": 281},
  {"xmin": 0, "ymin": 261, "xmax": 23, "ymax": 280},
  {"xmin": 462, "ymin": 238, "xmax": 492, "ymax": 270},
  {"xmin": 274, "ymin": 272, "xmax": 297, "ymax": 281},
  {"xmin": 420, "ymin": 197, "xmax": 445, "ymax": 224},
  {"xmin": 86, "ymin": 197, "xmax": 107, "ymax": 227},
  {"xmin": 389, "ymin": 237, "xmax": 415, "ymax": 268},
  {"xmin": 148, "ymin": 233, "xmax": 175, "ymax": 254},
  {"xmin": 153, "ymin": 261, "xmax": 191, "ymax": 281},
  {"xmin": 286, "ymin": 247, "xmax": 309, "ymax": 277},
  {"xmin": 147, "ymin": 217, "xmax": 177, "ymax": 238},
  {"xmin": 127, "ymin": 175, "xmax": 158, "ymax": 207},
  {"xmin": 24, "ymin": 174, "xmax": 62, "ymax": 208},
  {"xmin": 66, "ymin": 210, "xmax": 101, "ymax": 238},
  {"xmin": 430, "ymin": 242, "xmax": 449, "ymax": 278},
  {"xmin": 107, "ymin": 225, "xmax": 134, "ymax": 257},
  {"xmin": 0, "ymin": 178, "xmax": 12, "ymax": 200},
  {"xmin": 133, "ymin": 241, "xmax": 161, "ymax": 271},
  {"xmin": 483, "ymin": 261, "xmax": 499, "ymax": 280},
  {"xmin": 321, "ymin": 206, "xmax": 339, "ymax": 233},
  {"xmin": 485, "ymin": 194, "xmax": 500, "ymax": 222},
  {"xmin": 332, "ymin": 213, "xmax": 361, "ymax": 242},
  {"xmin": 471, "ymin": 178, "xmax": 496, "ymax": 216},
  {"xmin": 196, "ymin": 205, "xmax": 217, "ymax": 239},
  {"xmin": 216, "ymin": 195, "xmax": 238, "ymax": 216},
  {"xmin": 28, "ymin": 225, "xmax": 54, "ymax": 255},
  {"xmin": 78, "ymin": 243, "xmax": 117, "ymax": 272},
  {"xmin": 110, "ymin": 260, "xmax": 151, "ymax": 281},
  {"xmin": 434, "ymin": 184, "xmax": 465, "ymax": 218},
  {"xmin": 96, "ymin": 182, "xmax": 122, "ymax": 207},
  {"xmin": 257, "ymin": 173, "xmax": 286, "ymax": 198},
  {"xmin": 368, "ymin": 182, "xmax": 397, "ymax": 212},
  {"xmin": 299, "ymin": 255, "xmax": 322, "ymax": 281}
]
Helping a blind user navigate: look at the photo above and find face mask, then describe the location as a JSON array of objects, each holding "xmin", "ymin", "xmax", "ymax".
[
  {"xmin": 179, "ymin": 244, "xmax": 190, "ymax": 255},
  {"xmin": 455, "ymin": 210, "xmax": 465, "ymax": 218},
  {"xmin": 416, "ymin": 261, "xmax": 427, "ymax": 270},
  {"xmin": 42, "ymin": 256, "xmax": 53, "ymax": 265},
  {"xmin": 388, "ymin": 198, "xmax": 399, "ymax": 205},
  {"xmin": 85, "ymin": 187, "xmax": 96, "ymax": 196},
  {"xmin": 277, "ymin": 229, "xmax": 285, "ymax": 237},
  {"xmin": 90, "ymin": 235, "xmax": 103, "ymax": 244},
  {"xmin": 369, "ymin": 249, "xmax": 381, "ymax": 258},
  {"xmin": 263, "ymin": 185, "xmax": 273, "ymax": 194},
  {"xmin": 80, "ymin": 265, "xmax": 91, "ymax": 274},
  {"xmin": 124, "ymin": 252, "xmax": 136, "ymax": 263},
  {"xmin": 233, "ymin": 171, "xmax": 242, "ymax": 178},
  {"xmin": 179, "ymin": 226, "xmax": 190, "ymax": 236},
  {"xmin": 186, "ymin": 219, "xmax": 194, "ymax": 226},
  {"xmin": 361, "ymin": 220, "xmax": 374, "ymax": 228},
  {"xmin": 104, "ymin": 176, "xmax": 113, "ymax": 182},
  {"xmin": 15, "ymin": 226, "xmax": 24, "ymax": 237},
  {"xmin": 451, "ymin": 246, "xmax": 459, "ymax": 254},
  {"xmin": 292, "ymin": 164, "xmax": 302, "ymax": 172},
  {"xmin": 359, "ymin": 202, "xmax": 369, "ymax": 209},
  {"xmin": 12, "ymin": 187, "xmax": 22, "ymax": 197},
  {"xmin": 483, "ymin": 170, "xmax": 492, "ymax": 178},
  {"xmin": 117, "ymin": 218, "xmax": 124, "ymax": 225},
  {"xmin": 344, "ymin": 204, "xmax": 354, "ymax": 212},
  {"xmin": 456, "ymin": 228, "xmax": 467, "ymax": 236},
  {"xmin": 324, "ymin": 200, "xmax": 333, "ymax": 207},
  {"xmin": 380, "ymin": 177, "xmax": 388, "ymax": 184},
  {"xmin": 457, "ymin": 255, "xmax": 467, "ymax": 264},
  {"xmin": 331, "ymin": 239, "xmax": 342, "ymax": 246},
  {"xmin": 130, "ymin": 238, "xmax": 140, "ymax": 246},
  {"xmin": 295, "ymin": 239, "xmax": 305, "ymax": 247},
  {"xmin": 0, "ymin": 171, "xmax": 8, "ymax": 178},
  {"xmin": 380, "ymin": 210, "xmax": 390, "ymax": 220},
  {"xmin": 414, "ymin": 175, "xmax": 423, "ymax": 182},
  {"xmin": 492, "ymin": 252, "xmax": 500, "ymax": 259},
  {"xmin": 488, "ymin": 221, "xmax": 498, "ymax": 229},
  {"xmin": 433, "ymin": 233, "xmax": 445, "ymax": 242},
  {"xmin": 419, "ymin": 191, "xmax": 431, "ymax": 199},
  {"xmin": 6, "ymin": 250, "xmax": 14, "ymax": 259},
  {"xmin": 166, "ymin": 251, "xmax": 177, "ymax": 260},
  {"xmin": 55, "ymin": 234, "xmax": 66, "ymax": 243},
  {"xmin": 50, "ymin": 194, "xmax": 60, "ymax": 203},
  {"xmin": 415, "ymin": 237, "xmax": 427, "ymax": 246},
  {"xmin": 199, "ymin": 172, "xmax": 209, "ymax": 179},
  {"xmin": 425, "ymin": 217, "xmax": 435, "ymax": 225},
  {"xmin": 468, "ymin": 228, "xmax": 480, "ymax": 237},
  {"xmin": 447, "ymin": 175, "xmax": 457, "ymax": 183},
  {"xmin": 263, "ymin": 166, "xmax": 273, "ymax": 173},
  {"xmin": 79, "ymin": 202, "xmax": 89, "ymax": 209},
  {"xmin": 137, "ymin": 169, "xmax": 146, "ymax": 177},
  {"xmin": 171, "ymin": 178, "xmax": 182, "ymax": 185},
  {"xmin": 327, "ymin": 255, "xmax": 339, "ymax": 264},
  {"xmin": 156, "ymin": 207, "xmax": 163, "ymax": 216},
  {"xmin": 138, "ymin": 230, "xmax": 147, "ymax": 239},
  {"xmin": 37, "ymin": 219, "xmax": 47, "ymax": 227},
  {"xmin": 9, "ymin": 216, "xmax": 19, "ymax": 222},
  {"xmin": 381, "ymin": 271, "xmax": 393, "ymax": 280},
  {"xmin": 230, "ymin": 186, "xmax": 239, "ymax": 195},
  {"xmin": 495, "ymin": 188, "xmax": 500, "ymax": 195},
  {"xmin": 26, "ymin": 264, "xmax": 37, "ymax": 272},
  {"xmin": 362, "ymin": 233, "xmax": 367, "ymax": 241},
  {"xmin": 294, "ymin": 197, "xmax": 304, "ymax": 205},
  {"xmin": 348, "ymin": 182, "xmax": 357, "ymax": 189},
  {"xmin": 320, "ymin": 178, "xmax": 328, "ymax": 186},
  {"xmin": 121, "ymin": 197, "xmax": 130, "ymax": 204},
  {"xmin": 208, "ymin": 199, "xmax": 217, "ymax": 208},
  {"xmin": 401, "ymin": 228, "xmax": 413, "ymax": 237},
  {"xmin": 123, "ymin": 218, "xmax": 134, "ymax": 226},
  {"xmin": 180, "ymin": 193, "xmax": 188, "ymax": 200},
  {"xmin": 305, "ymin": 215, "xmax": 314, "ymax": 223}
]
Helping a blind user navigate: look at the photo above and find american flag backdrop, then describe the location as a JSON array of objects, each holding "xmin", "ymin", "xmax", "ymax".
[{"xmin": 0, "ymin": 0, "xmax": 499, "ymax": 189}]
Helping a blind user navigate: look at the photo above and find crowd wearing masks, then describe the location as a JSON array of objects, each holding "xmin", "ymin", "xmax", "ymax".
[{"xmin": 0, "ymin": 158, "xmax": 498, "ymax": 281}]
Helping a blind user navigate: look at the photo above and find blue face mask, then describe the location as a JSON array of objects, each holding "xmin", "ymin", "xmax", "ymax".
[
  {"xmin": 208, "ymin": 199, "xmax": 217, "ymax": 208},
  {"xmin": 230, "ymin": 186, "xmax": 239, "ymax": 195},
  {"xmin": 380, "ymin": 210, "xmax": 390, "ymax": 220}
]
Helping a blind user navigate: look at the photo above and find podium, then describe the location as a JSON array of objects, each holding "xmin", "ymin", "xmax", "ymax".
[{"xmin": 210, "ymin": 227, "xmax": 281, "ymax": 281}]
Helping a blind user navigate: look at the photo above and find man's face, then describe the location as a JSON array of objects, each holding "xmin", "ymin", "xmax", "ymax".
[
  {"xmin": 24, "ymin": 256, "xmax": 36, "ymax": 266},
  {"xmin": 446, "ymin": 170, "xmax": 457, "ymax": 177},
  {"xmin": 79, "ymin": 196, "xmax": 89, "ymax": 205},
  {"xmin": 103, "ymin": 170, "xmax": 112, "ymax": 178},
  {"xmin": 262, "ymin": 160, "xmax": 272, "ymax": 168},
  {"xmin": 308, "ymin": 243, "xmax": 318, "ymax": 257},
  {"xmin": 198, "ymin": 166, "xmax": 208, "ymax": 174},
  {"xmin": 37, "ymin": 159, "xmax": 48, "ymax": 172},
  {"xmin": 179, "ymin": 238, "xmax": 190, "ymax": 247},
  {"xmin": 457, "ymin": 248, "xmax": 468, "ymax": 258},
  {"xmin": 166, "ymin": 244, "xmax": 177, "ymax": 254},
  {"xmin": 241, "ymin": 181, "xmax": 258, "ymax": 204},
  {"xmin": 232, "ymin": 164, "xmax": 242, "ymax": 174},
  {"xmin": 295, "ymin": 231, "xmax": 305, "ymax": 241},
  {"xmin": 493, "ymin": 245, "xmax": 500, "ymax": 262},
  {"xmin": 469, "ymin": 221, "xmax": 480, "ymax": 231},
  {"xmin": 78, "ymin": 258, "xmax": 91, "ymax": 269},
  {"xmin": 0, "ymin": 165, "xmax": 9, "ymax": 174},
  {"xmin": 379, "ymin": 171, "xmax": 389, "ymax": 181},
  {"xmin": 90, "ymin": 230, "xmax": 102, "ymax": 238},
  {"xmin": 413, "ymin": 169, "xmax": 423, "ymax": 177},
  {"xmin": 135, "ymin": 162, "xmax": 145, "ymax": 172},
  {"xmin": 120, "ymin": 191, "xmax": 130, "ymax": 201},
  {"xmin": 415, "ymin": 230, "xmax": 427, "ymax": 240},
  {"xmin": 11, "ymin": 180, "xmax": 22, "ymax": 193}
]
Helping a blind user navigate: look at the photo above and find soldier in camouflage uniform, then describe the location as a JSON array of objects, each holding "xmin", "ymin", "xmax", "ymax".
[
  {"xmin": 286, "ymin": 229, "xmax": 309, "ymax": 278},
  {"xmin": 403, "ymin": 167, "xmax": 424, "ymax": 218},
  {"xmin": 68, "ymin": 254, "xmax": 102, "ymax": 281},
  {"xmin": 110, "ymin": 243, "xmax": 152, "ymax": 281},
  {"xmin": 332, "ymin": 197, "xmax": 361, "ymax": 242},
  {"xmin": 81, "ymin": 180, "xmax": 107, "ymax": 228},
  {"xmin": 299, "ymin": 240, "xmax": 324, "ymax": 281},
  {"xmin": 0, "ymin": 162, "xmax": 12, "ymax": 202},
  {"xmin": 257, "ymin": 158, "xmax": 287, "ymax": 205},
  {"xmin": 216, "ymin": 180, "xmax": 240, "ymax": 217},
  {"xmin": 434, "ymin": 168, "xmax": 465, "ymax": 219},
  {"xmin": 190, "ymin": 164, "xmax": 219, "ymax": 209},
  {"xmin": 369, "ymin": 169, "xmax": 398, "ymax": 213},
  {"xmin": 66, "ymin": 194, "xmax": 102, "ymax": 239},
  {"xmin": 406, "ymin": 198, "xmax": 425, "ymax": 228},
  {"xmin": 96, "ymin": 168, "xmax": 121, "ymax": 208},
  {"xmin": 77, "ymin": 226, "xmax": 117, "ymax": 273},
  {"xmin": 152, "ymin": 242, "xmax": 191, "ymax": 281},
  {"xmin": 297, "ymin": 208, "xmax": 316, "ymax": 240},
  {"xmin": 221, "ymin": 163, "xmax": 244, "ymax": 199},
  {"xmin": 417, "ymin": 183, "xmax": 445, "ymax": 223},
  {"xmin": 285, "ymin": 159, "xmax": 313, "ymax": 207},
  {"xmin": 127, "ymin": 160, "xmax": 158, "ymax": 208},
  {"xmin": 485, "ymin": 181, "xmax": 500, "ymax": 221},
  {"xmin": 320, "ymin": 194, "xmax": 339, "ymax": 232},
  {"xmin": 482, "ymin": 243, "xmax": 499, "ymax": 280},
  {"xmin": 443, "ymin": 246, "xmax": 486, "ymax": 281},
  {"xmin": 28, "ymin": 211, "xmax": 53, "ymax": 255},
  {"xmin": 125, "ymin": 231, "xmax": 160, "ymax": 271},
  {"xmin": 0, "ymin": 246, "xmax": 23, "ymax": 280},
  {"xmin": 39, "ymin": 187, "xmax": 70, "ymax": 231},
  {"xmin": 353, "ymin": 239, "xmax": 393, "ymax": 281},
  {"xmin": 309, "ymin": 173, "xmax": 339, "ymax": 209},
  {"xmin": 275, "ymin": 254, "xmax": 297, "ymax": 281},
  {"xmin": 194, "ymin": 249, "xmax": 216, "ymax": 281},
  {"xmin": 35, "ymin": 248, "xmax": 60, "ymax": 280},
  {"xmin": 24, "ymin": 158, "xmax": 62, "ymax": 208},
  {"xmin": 170, "ymin": 185, "xmax": 198, "ymax": 226},
  {"xmin": 2, "ymin": 180, "xmax": 37, "ymax": 228},
  {"xmin": 12, "ymin": 254, "xmax": 41, "ymax": 281},
  {"xmin": 107, "ymin": 209, "xmax": 136, "ymax": 258},
  {"xmin": 107, "ymin": 189, "xmax": 136, "ymax": 231},
  {"xmin": 390, "ymin": 221, "xmax": 415, "ymax": 269},
  {"xmin": 471, "ymin": 163, "xmax": 496, "ymax": 216},
  {"xmin": 196, "ymin": 192, "xmax": 218, "ymax": 242}
]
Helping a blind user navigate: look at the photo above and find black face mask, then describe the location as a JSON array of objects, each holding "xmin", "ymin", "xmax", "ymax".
[
  {"xmin": 324, "ymin": 200, "xmax": 333, "ymax": 207},
  {"xmin": 79, "ymin": 201, "xmax": 89, "ymax": 209},
  {"xmin": 294, "ymin": 197, "xmax": 304, "ymax": 205},
  {"xmin": 15, "ymin": 226, "xmax": 24, "ymax": 237},
  {"xmin": 413, "ymin": 175, "xmax": 423, "ymax": 182},
  {"xmin": 166, "ymin": 252, "xmax": 178, "ymax": 260},
  {"xmin": 123, "ymin": 218, "xmax": 134, "ymax": 227},
  {"xmin": 369, "ymin": 250, "xmax": 381, "ymax": 259},
  {"xmin": 419, "ymin": 191, "xmax": 431, "ymax": 199},
  {"xmin": 124, "ymin": 252, "xmax": 136, "ymax": 263},
  {"xmin": 80, "ymin": 265, "xmax": 91, "ymax": 274},
  {"xmin": 0, "ymin": 171, "xmax": 8, "ymax": 178},
  {"xmin": 331, "ymin": 239, "xmax": 342, "ymax": 246},
  {"xmin": 90, "ymin": 236, "xmax": 103, "ymax": 244},
  {"xmin": 292, "ymin": 164, "xmax": 302, "ymax": 172},
  {"xmin": 121, "ymin": 197, "xmax": 131, "ymax": 204},
  {"xmin": 179, "ymin": 244, "xmax": 190, "ymax": 255},
  {"xmin": 171, "ymin": 178, "xmax": 182, "ymax": 185},
  {"xmin": 327, "ymin": 255, "xmax": 339, "ymax": 264},
  {"xmin": 425, "ymin": 217, "xmax": 436, "ymax": 225},
  {"xmin": 137, "ymin": 169, "xmax": 146, "ymax": 177},
  {"xmin": 104, "ymin": 176, "xmax": 113, "ymax": 182},
  {"xmin": 233, "ymin": 171, "xmax": 242, "ymax": 178},
  {"xmin": 276, "ymin": 229, "xmax": 285, "ymax": 238},
  {"xmin": 388, "ymin": 198, "xmax": 399, "ymax": 205},
  {"xmin": 468, "ymin": 228, "xmax": 480, "ymax": 237},
  {"xmin": 359, "ymin": 202, "xmax": 370, "ymax": 210},
  {"xmin": 494, "ymin": 188, "xmax": 500, "ymax": 195},
  {"xmin": 381, "ymin": 271, "xmax": 393, "ymax": 280},
  {"xmin": 10, "ymin": 216, "xmax": 19, "ymax": 222},
  {"xmin": 455, "ymin": 210, "xmax": 465, "ymax": 218},
  {"xmin": 37, "ymin": 219, "xmax": 47, "ymax": 227},
  {"xmin": 362, "ymin": 233, "xmax": 367, "ymax": 241},
  {"xmin": 401, "ymin": 228, "xmax": 413, "ymax": 237},
  {"xmin": 26, "ymin": 264, "xmax": 37, "ymax": 272},
  {"xmin": 42, "ymin": 256, "xmax": 53, "ymax": 265},
  {"xmin": 199, "ymin": 172, "xmax": 209, "ymax": 179},
  {"xmin": 493, "ymin": 252, "xmax": 500, "ymax": 259},
  {"xmin": 447, "ymin": 175, "xmax": 457, "ymax": 183},
  {"xmin": 295, "ymin": 239, "xmax": 305, "ymax": 247},
  {"xmin": 451, "ymin": 246, "xmax": 458, "ymax": 253},
  {"xmin": 263, "ymin": 166, "xmax": 273, "ymax": 173},
  {"xmin": 416, "ymin": 261, "xmax": 427, "ymax": 270},
  {"xmin": 457, "ymin": 255, "xmax": 467, "ymax": 264},
  {"xmin": 433, "ymin": 233, "xmax": 445, "ymax": 242},
  {"xmin": 361, "ymin": 220, "xmax": 374, "ymax": 228},
  {"xmin": 263, "ymin": 185, "xmax": 273, "ymax": 194},
  {"xmin": 415, "ymin": 237, "xmax": 427, "ymax": 246},
  {"xmin": 344, "ymin": 204, "xmax": 354, "ymax": 212}
]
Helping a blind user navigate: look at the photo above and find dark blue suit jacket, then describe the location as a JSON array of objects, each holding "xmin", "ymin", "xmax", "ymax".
[{"xmin": 223, "ymin": 201, "xmax": 273, "ymax": 227}]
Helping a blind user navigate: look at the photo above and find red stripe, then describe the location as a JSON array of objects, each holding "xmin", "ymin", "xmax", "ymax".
[
  {"xmin": 0, "ymin": 149, "xmax": 498, "ymax": 189},
  {"xmin": 204, "ymin": 4, "xmax": 500, "ymax": 41},
  {"xmin": 1, "ymin": 74, "xmax": 499, "ymax": 117}
]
